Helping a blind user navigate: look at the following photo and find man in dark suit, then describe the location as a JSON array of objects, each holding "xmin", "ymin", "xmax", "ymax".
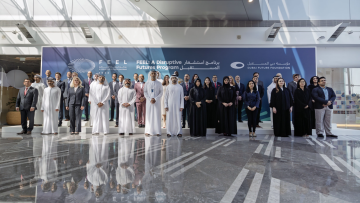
[
  {"xmin": 43, "ymin": 70, "xmax": 52, "ymax": 87},
  {"xmin": 109, "ymin": 73, "xmax": 118, "ymax": 121},
  {"xmin": 115, "ymin": 74, "xmax": 124, "ymax": 127},
  {"xmin": 16, "ymin": 78, "xmax": 38, "ymax": 135},
  {"xmin": 131, "ymin": 73, "xmax": 139, "ymax": 121},
  {"xmin": 211, "ymin": 75, "xmax": 222, "ymax": 97},
  {"xmin": 288, "ymin": 73, "xmax": 300, "ymax": 125},
  {"xmin": 55, "ymin": 72, "xmax": 65, "ymax": 126},
  {"xmin": 311, "ymin": 77, "xmax": 337, "ymax": 138},
  {"xmin": 253, "ymin": 76, "xmax": 264, "ymax": 127},
  {"xmin": 253, "ymin": 72, "xmax": 264, "ymax": 89},
  {"xmin": 288, "ymin": 74, "xmax": 300, "ymax": 99},
  {"xmin": 235, "ymin": 75, "xmax": 245, "ymax": 122},
  {"xmin": 83, "ymin": 71, "xmax": 93, "ymax": 121},
  {"xmin": 62, "ymin": 71, "xmax": 72, "ymax": 121},
  {"xmin": 180, "ymin": 74, "xmax": 194, "ymax": 128}
]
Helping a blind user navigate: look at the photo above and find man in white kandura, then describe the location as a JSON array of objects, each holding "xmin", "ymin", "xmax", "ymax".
[
  {"xmin": 89, "ymin": 73, "xmax": 99, "ymax": 127},
  {"xmin": 89, "ymin": 75, "xmax": 111, "ymax": 135},
  {"xmin": 41, "ymin": 77, "xmax": 61, "ymax": 135},
  {"xmin": 144, "ymin": 70, "xmax": 163, "ymax": 136},
  {"xmin": 117, "ymin": 78, "xmax": 136, "ymax": 136},
  {"xmin": 164, "ymin": 74, "xmax": 184, "ymax": 137},
  {"xmin": 31, "ymin": 75, "xmax": 46, "ymax": 126}
]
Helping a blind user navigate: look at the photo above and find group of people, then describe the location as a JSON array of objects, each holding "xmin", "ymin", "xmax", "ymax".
[{"xmin": 16, "ymin": 69, "xmax": 337, "ymax": 138}]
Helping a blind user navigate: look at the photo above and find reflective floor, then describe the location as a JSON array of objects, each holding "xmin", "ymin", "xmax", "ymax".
[{"xmin": 0, "ymin": 132, "xmax": 360, "ymax": 203}]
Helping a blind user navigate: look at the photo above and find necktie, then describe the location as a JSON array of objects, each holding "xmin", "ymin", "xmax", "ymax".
[
  {"xmin": 215, "ymin": 83, "xmax": 217, "ymax": 88},
  {"xmin": 186, "ymin": 83, "xmax": 188, "ymax": 91},
  {"xmin": 24, "ymin": 87, "xmax": 28, "ymax": 95},
  {"xmin": 88, "ymin": 79, "xmax": 91, "ymax": 86},
  {"xmin": 68, "ymin": 79, "xmax": 71, "ymax": 85}
]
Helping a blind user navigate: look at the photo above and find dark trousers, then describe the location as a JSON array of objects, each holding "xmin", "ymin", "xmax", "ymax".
[
  {"xmin": 58, "ymin": 97, "xmax": 64, "ymax": 124},
  {"xmin": 237, "ymin": 100, "xmax": 244, "ymax": 121},
  {"xmin": 110, "ymin": 98, "xmax": 116, "ymax": 120},
  {"xmin": 256, "ymin": 100, "xmax": 262, "ymax": 124},
  {"xmin": 84, "ymin": 96, "xmax": 89, "ymax": 120},
  {"xmin": 64, "ymin": 98, "xmax": 70, "ymax": 120},
  {"xmin": 246, "ymin": 108, "xmax": 258, "ymax": 132},
  {"xmin": 20, "ymin": 109, "xmax": 35, "ymax": 132},
  {"xmin": 69, "ymin": 105, "xmax": 82, "ymax": 132},
  {"xmin": 182, "ymin": 102, "xmax": 190, "ymax": 128},
  {"xmin": 116, "ymin": 103, "xmax": 119, "ymax": 125}
]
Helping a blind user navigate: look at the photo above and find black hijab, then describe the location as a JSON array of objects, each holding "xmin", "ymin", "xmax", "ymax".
[
  {"xmin": 223, "ymin": 76, "xmax": 230, "ymax": 88},
  {"xmin": 194, "ymin": 78, "xmax": 202, "ymax": 88}
]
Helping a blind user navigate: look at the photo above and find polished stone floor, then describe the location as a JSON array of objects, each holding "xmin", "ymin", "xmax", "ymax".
[{"xmin": 0, "ymin": 131, "xmax": 360, "ymax": 203}]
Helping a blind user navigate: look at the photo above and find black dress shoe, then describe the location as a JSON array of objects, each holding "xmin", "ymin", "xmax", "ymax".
[
  {"xmin": 84, "ymin": 119, "xmax": 89, "ymax": 121},
  {"xmin": 27, "ymin": 131, "xmax": 32, "ymax": 135},
  {"xmin": 328, "ymin": 135, "xmax": 338, "ymax": 138},
  {"xmin": 317, "ymin": 134, "xmax": 324, "ymax": 137},
  {"xmin": 259, "ymin": 121, "xmax": 263, "ymax": 123},
  {"xmin": 58, "ymin": 124, "xmax": 62, "ymax": 127},
  {"xmin": 17, "ymin": 130, "xmax": 26, "ymax": 135},
  {"xmin": 238, "ymin": 120, "xmax": 243, "ymax": 123},
  {"xmin": 109, "ymin": 119, "xmax": 114, "ymax": 121}
]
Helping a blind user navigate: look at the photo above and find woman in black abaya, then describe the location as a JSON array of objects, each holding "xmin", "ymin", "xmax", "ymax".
[
  {"xmin": 294, "ymin": 78, "xmax": 312, "ymax": 138},
  {"xmin": 215, "ymin": 76, "xmax": 237, "ymax": 136},
  {"xmin": 308, "ymin": 76, "xmax": 319, "ymax": 129},
  {"xmin": 270, "ymin": 78, "xmax": 293, "ymax": 137},
  {"xmin": 189, "ymin": 78, "xmax": 207, "ymax": 136},
  {"xmin": 204, "ymin": 77, "xmax": 217, "ymax": 128}
]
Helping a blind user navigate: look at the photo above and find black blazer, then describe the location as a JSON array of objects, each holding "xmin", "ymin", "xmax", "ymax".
[
  {"xmin": 16, "ymin": 86, "xmax": 38, "ymax": 111},
  {"xmin": 287, "ymin": 81, "xmax": 297, "ymax": 99},
  {"xmin": 56, "ymin": 80, "xmax": 65, "ymax": 99},
  {"xmin": 114, "ymin": 81, "xmax": 123, "ymax": 104},
  {"xmin": 257, "ymin": 84, "xmax": 264, "ymax": 98},
  {"xmin": 235, "ymin": 82, "xmax": 245, "ymax": 96},
  {"xmin": 311, "ymin": 86, "xmax": 336, "ymax": 109},
  {"xmin": 83, "ymin": 78, "xmax": 94, "ymax": 94},
  {"xmin": 66, "ymin": 87, "xmax": 86, "ymax": 107},
  {"xmin": 212, "ymin": 81, "xmax": 222, "ymax": 96},
  {"xmin": 181, "ymin": 82, "xmax": 194, "ymax": 106}
]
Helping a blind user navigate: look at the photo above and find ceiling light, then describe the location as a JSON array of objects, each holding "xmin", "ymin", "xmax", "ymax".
[
  {"xmin": 327, "ymin": 22, "xmax": 351, "ymax": 42},
  {"xmin": 16, "ymin": 23, "xmax": 37, "ymax": 42},
  {"xmin": 249, "ymin": 0, "xmax": 253, "ymax": 2},
  {"xmin": 265, "ymin": 23, "xmax": 282, "ymax": 42},
  {"xmin": 79, "ymin": 23, "xmax": 94, "ymax": 42}
]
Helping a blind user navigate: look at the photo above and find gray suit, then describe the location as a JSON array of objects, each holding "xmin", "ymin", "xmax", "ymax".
[
  {"xmin": 66, "ymin": 87, "xmax": 86, "ymax": 132},
  {"xmin": 115, "ymin": 81, "xmax": 123, "ymax": 125},
  {"xmin": 63, "ymin": 78, "xmax": 72, "ymax": 120},
  {"xmin": 109, "ymin": 81, "xmax": 119, "ymax": 120},
  {"xmin": 55, "ymin": 80, "xmax": 65, "ymax": 124},
  {"xmin": 287, "ymin": 81, "xmax": 297, "ymax": 100},
  {"xmin": 16, "ymin": 86, "xmax": 38, "ymax": 132},
  {"xmin": 131, "ymin": 80, "xmax": 139, "ymax": 89},
  {"xmin": 83, "ymin": 78, "xmax": 93, "ymax": 120}
]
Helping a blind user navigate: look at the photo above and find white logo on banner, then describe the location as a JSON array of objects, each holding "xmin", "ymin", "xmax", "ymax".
[
  {"xmin": 230, "ymin": 62, "xmax": 245, "ymax": 69},
  {"xmin": 68, "ymin": 58, "xmax": 96, "ymax": 73}
]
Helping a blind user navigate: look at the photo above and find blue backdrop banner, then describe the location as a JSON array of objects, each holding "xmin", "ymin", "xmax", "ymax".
[{"xmin": 41, "ymin": 47, "xmax": 316, "ymax": 121}]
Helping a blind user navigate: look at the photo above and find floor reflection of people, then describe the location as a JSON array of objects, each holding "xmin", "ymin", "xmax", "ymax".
[
  {"xmin": 116, "ymin": 137, "xmax": 135, "ymax": 194},
  {"xmin": 40, "ymin": 135, "xmax": 59, "ymax": 193},
  {"xmin": 86, "ymin": 136, "xmax": 109, "ymax": 198},
  {"xmin": 142, "ymin": 135, "xmax": 166, "ymax": 202},
  {"xmin": 164, "ymin": 137, "xmax": 184, "ymax": 201}
]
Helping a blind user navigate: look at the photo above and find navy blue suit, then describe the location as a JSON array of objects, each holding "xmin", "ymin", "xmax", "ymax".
[
  {"xmin": 83, "ymin": 78, "xmax": 94, "ymax": 120},
  {"xmin": 311, "ymin": 86, "xmax": 336, "ymax": 109},
  {"xmin": 212, "ymin": 81, "xmax": 222, "ymax": 96},
  {"xmin": 181, "ymin": 82, "xmax": 194, "ymax": 127},
  {"xmin": 235, "ymin": 82, "xmax": 245, "ymax": 121}
]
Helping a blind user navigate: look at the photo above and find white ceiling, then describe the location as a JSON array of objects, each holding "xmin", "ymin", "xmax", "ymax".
[{"xmin": 129, "ymin": 0, "xmax": 263, "ymax": 21}]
